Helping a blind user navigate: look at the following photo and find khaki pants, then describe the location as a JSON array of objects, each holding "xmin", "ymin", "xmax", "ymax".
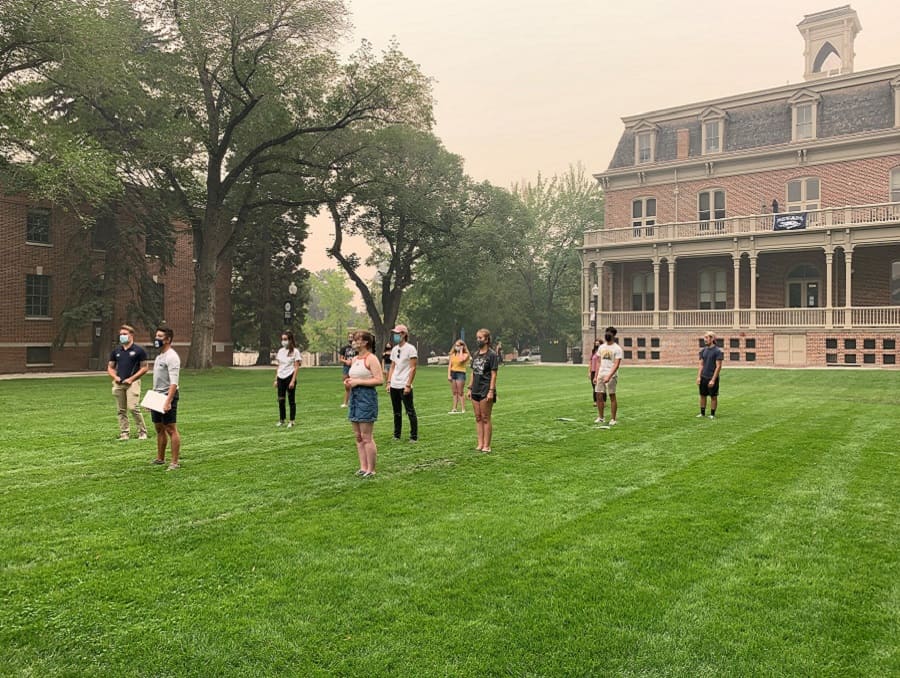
[{"xmin": 112, "ymin": 381, "xmax": 147, "ymax": 436}]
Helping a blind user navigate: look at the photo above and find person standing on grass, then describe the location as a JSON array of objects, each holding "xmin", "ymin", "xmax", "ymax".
[
  {"xmin": 151, "ymin": 326, "xmax": 181, "ymax": 470},
  {"xmin": 274, "ymin": 329, "xmax": 302, "ymax": 428},
  {"xmin": 381, "ymin": 341, "xmax": 393, "ymax": 383},
  {"xmin": 345, "ymin": 330, "xmax": 384, "ymax": 478},
  {"xmin": 588, "ymin": 338, "xmax": 601, "ymax": 411},
  {"xmin": 107, "ymin": 323, "xmax": 149, "ymax": 441},
  {"xmin": 447, "ymin": 339, "xmax": 469, "ymax": 414},
  {"xmin": 338, "ymin": 332, "xmax": 356, "ymax": 408},
  {"xmin": 467, "ymin": 328, "xmax": 499, "ymax": 452},
  {"xmin": 594, "ymin": 328, "xmax": 623, "ymax": 426},
  {"xmin": 697, "ymin": 331, "xmax": 724, "ymax": 420},
  {"xmin": 386, "ymin": 324, "xmax": 418, "ymax": 442}
]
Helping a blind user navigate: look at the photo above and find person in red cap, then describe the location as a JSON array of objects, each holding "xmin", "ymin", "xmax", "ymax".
[{"xmin": 385, "ymin": 323, "xmax": 418, "ymax": 441}]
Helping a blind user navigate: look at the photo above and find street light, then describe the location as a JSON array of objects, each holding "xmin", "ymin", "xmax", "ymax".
[
  {"xmin": 284, "ymin": 281, "xmax": 298, "ymax": 329},
  {"xmin": 590, "ymin": 283, "xmax": 599, "ymax": 342}
]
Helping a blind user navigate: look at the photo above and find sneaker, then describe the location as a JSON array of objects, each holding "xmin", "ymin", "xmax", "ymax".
[
  {"xmin": 354, "ymin": 469, "xmax": 366, "ymax": 477},
  {"xmin": 287, "ymin": 421, "xmax": 295, "ymax": 428},
  {"xmin": 448, "ymin": 410, "xmax": 457, "ymax": 414},
  {"xmin": 138, "ymin": 432, "xmax": 148, "ymax": 440},
  {"xmin": 609, "ymin": 419, "xmax": 617, "ymax": 426},
  {"xmin": 594, "ymin": 417, "xmax": 604, "ymax": 424},
  {"xmin": 362, "ymin": 471, "xmax": 376, "ymax": 478},
  {"xmin": 695, "ymin": 413, "xmax": 705, "ymax": 418},
  {"xmin": 340, "ymin": 403, "xmax": 347, "ymax": 408},
  {"xmin": 276, "ymin": 421, "xmax": 284, "ymax": 427},
  {"xmin": 117, "ymin": 433, "xmax": 130, "ymax": 441},
  {"xmin": 151, "ymin": 459, "xmax": 166, "ymax": 465},
  {"xmin": 166, "ymin": 463, "xmax": 180, "ymax": 471},
  {"xmin": 708, "ymin": 415, "xmax": 716, "ymax": 420}
]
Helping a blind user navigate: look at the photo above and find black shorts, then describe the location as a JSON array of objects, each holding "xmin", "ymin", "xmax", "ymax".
[
  {"xmin": 698, "ymin": 378, "xmax": 720, "ymax": 398},
  {"xmin": 471, "ymin": 391, "xmax": 496, "ymax": 402},
  {"xmin": 151, "ymin": 391, "xmax": 179, "ymax": 424}
]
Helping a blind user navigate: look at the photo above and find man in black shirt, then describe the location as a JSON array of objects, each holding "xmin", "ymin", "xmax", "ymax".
[
  {"xmin": 107, "ymin": 324, "xmax": 149, "ymax": 440},
  {"xmin": 339, "ymin": 332, "xmax": 356, "ymax": 408}
]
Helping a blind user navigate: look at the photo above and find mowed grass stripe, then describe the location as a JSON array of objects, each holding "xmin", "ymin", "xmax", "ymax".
[{"xmin": 0, "ymin": 365, "xmax": 897, "ymax": 676}]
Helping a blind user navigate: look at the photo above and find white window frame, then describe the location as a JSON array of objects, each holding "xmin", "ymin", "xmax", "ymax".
[
  {"xmin": 786, "ymin": 178, "xmax": 821, "ymax": 212},
  {"xmin": 632, "ymin": 121, "xmax": 658, "ymax": 165},
  {"xmin": 892, "ymin": 76, "xmax": 900, "ymax": 128},
  {"xmin": 789, "ymin": 90, "xmax": 821, "ymax": 142},
  {"xmin": 891, "ymin": 168, "xmax": 900, "ymax": 203},
  {"xmin": 699, "ymin": 268, "xmax": 727, "ymax": 310},
  {"xmin": 785, "ymin": 264, "xmax": 822, "ymax": 308},
  {"xmin": 698, "ymin": 189, "xmax": 726, "ymax": 232},
  {"xmin": 699, "ymin": 106, "xmax": 727, "ymax": 156},
  {"xmin": 892, "ymin": 260, "xmax": 900, "ymax": 306},
  {"xmin": 632, "ymin": 197, "xmax": 657, "ymax": 238}
]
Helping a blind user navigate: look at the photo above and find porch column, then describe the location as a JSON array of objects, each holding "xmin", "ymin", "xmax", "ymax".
[
  {"xmin": 749, "ymin": 255, "xmax": 757, "ymax": 329},
  {"xmin": 652, "ymin": 259, "xmax": 661, "ymax": 329},
  {"xmin": 732, "ymin": 255, "xmax": 741, "ymax": 329},
  {"xmin": 667, "ymin": 258, "xmax": 676, "ymax": 329},
  {"xmin": 825, "ymin": 249, "xmax": 834, "ymax": 329},
  {"xmin": 583, "ymin": 265, "xmax": 591, "ymax": 334},
  {"xmin": 844, "ymin": 248, "xmax": 854, "ymax": 329},
  {"xmin": 596, "ymin": 261, "xmax": 604, "ymax": 314}
]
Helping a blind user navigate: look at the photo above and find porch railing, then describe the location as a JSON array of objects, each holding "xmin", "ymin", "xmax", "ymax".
[
  {"xmin": 584, "ymin": 202, "xmax": 900, "ymax": 248},
  {"xmin": 591, "ymin": 306, "xmax": 900, "ymax": 330}
]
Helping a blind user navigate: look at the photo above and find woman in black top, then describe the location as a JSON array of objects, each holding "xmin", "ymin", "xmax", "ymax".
[
  {"xmin": 467, "ymin": 328, "xmax": 499, "ymax": 453},
  {"xmin": 381, "ymin": 342, "xmax": 393, "ymax": 383}
]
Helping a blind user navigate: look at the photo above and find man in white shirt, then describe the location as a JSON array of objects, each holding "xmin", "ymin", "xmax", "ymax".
[
  {"xmin": 385, "ymin": 324, "xmax": 418, "ymax": 441},
  {"xmin": 151, "ymin": 326, "xmax": 182, "ymax": 470}
]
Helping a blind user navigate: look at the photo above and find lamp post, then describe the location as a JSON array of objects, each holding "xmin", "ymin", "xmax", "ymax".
[
  {"xmin": 590, "ymin": 283, "xmax": 599, "ymax": 343},
  {"xmin": 284, "ymin": 281, "xmax": 298, "ymax": 330}
]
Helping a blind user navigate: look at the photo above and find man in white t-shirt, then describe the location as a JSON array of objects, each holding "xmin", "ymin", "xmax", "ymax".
[
  {"xmin": 594, "ymin": 326, "xmax": 623, "ymax": 426},
  {"xmin": 385, "ymin": 323, "xmax": 418, "ymax": 441}
]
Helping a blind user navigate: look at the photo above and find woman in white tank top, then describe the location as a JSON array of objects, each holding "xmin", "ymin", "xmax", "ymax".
[{"xmin": 343, "ymin": 331, "xmax": 384, "ymax": 477}]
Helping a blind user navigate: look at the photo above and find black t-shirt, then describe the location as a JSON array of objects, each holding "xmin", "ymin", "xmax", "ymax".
[
  {"xmin": 470, "ymin": 349, "xmax": 499, "ymax": 397},
  {"xmin": 340, "ymin": 344, "xmax": 356, "ymax": 364},
  {"xmin": 698, "ymin": 345, "xmax": 724, "ymax": 379},
  {"xmin": 110, "ymin": 344, "xmax": 148, "ymax": 381}
]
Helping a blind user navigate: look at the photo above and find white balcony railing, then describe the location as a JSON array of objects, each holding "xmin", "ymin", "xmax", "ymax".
[
  {"xmin": 584, "ymin": 202, "xmax": 900, "ymax": 248},
  {"xmin": 591, "ymin": 306, "xmax": 900, "ymax": 330}
]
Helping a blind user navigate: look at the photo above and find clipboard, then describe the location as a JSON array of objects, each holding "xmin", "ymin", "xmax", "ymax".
[{"xmin": 140, "ymin": 389, "xmax": 168, "ymax": 413}]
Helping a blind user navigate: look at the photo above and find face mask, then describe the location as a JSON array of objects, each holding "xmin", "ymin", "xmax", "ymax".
[
  {"xmin": 477, "ymin": 339, "xmax": 486, "ymax": 347},
  {"xmin": 119, "ymin": 334, "xmax": 129, "ymax": 345},
  {"xmin": 604, "ymin": 334, "xmax": 613, "ymax": 342},
  {"xmin": 392, "ymin": 333, "xmax": 402, "ymax": 343},
  {"xmin": 154, "ymin": 338, "xmax": 163, "ymax": 349},
  {"xmin": 281, "ymin": 340, "xmax": 289, "ymax": 348}
]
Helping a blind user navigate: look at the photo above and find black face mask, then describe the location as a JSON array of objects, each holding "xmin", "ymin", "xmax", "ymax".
[
  {"xmin": 604, "ymin": 334, "xmax": 613, "ymax": 342},
  {"xmin": 154, "ymin": 338, "xmax": 164, "ymax": 349}
]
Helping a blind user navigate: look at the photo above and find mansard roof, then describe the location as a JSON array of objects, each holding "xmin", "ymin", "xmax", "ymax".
[{"xmin": 607, "ymin": 64, "xmax": 900, "ymax": 171}]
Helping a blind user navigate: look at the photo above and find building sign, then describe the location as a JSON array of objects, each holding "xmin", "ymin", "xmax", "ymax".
[{"xmin": 773, "ymin": 213, "xmax": 807, "ymax": 231}]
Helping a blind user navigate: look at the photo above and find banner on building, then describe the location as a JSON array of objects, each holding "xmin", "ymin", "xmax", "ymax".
[{"xmin": 773, "ymin": 213, "xmax": 807, "ymax": 231}]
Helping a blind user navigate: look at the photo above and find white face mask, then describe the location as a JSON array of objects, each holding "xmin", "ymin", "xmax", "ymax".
[
  {"xmin": 281, "ymin": 340, "xmax": 289, "ymax": 348},
  {"xmin": 119, "ymin": 334, "xmax": 130, "ymax": 345}
]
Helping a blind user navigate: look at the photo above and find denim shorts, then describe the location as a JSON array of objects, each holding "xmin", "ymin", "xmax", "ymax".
[
  {"xmin": 450, "ymin": 370, "xmax": 466, "ymax": 381},
  {"xmin": 349, "ymin": 386, "xmax": 378, "ymax": 423}
]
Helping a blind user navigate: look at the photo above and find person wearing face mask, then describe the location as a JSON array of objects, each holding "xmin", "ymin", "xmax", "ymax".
[
  {"xmin": 593, "ymin": 327, "xmax": 623, "ymax": 426},
  {"xmin": 588, "ymin": 338, "xmax": 602, "ymax": 408},
  {"xmin": 467, "ymin": 328, "xmax": 499, "ymax": 452},
  {"xmin": 696, "ymin": 331, "xmax": 724, "ymax": 420},
  {"xmin": 273, "ymin": 329, "xmax": 302, "ymax": 428},
  {"xmin": 150, "ymin": 326, "xmax": 182, "ymax": 470},
  {"xmin": 385, "ymin": 324, "xmax": 418, "ymax": 442},
  {"xmin": 107, "ymin": 324, "xmax": 150, "ymax": 441},
  {"xmin": 447, "ymin": 339, "xmax": 469, "ymax": 414}
]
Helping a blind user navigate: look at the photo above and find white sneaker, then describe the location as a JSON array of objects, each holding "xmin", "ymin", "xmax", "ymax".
[
  {"xmin": 117, "ymin": 433, "xmax": 129, "ymax": 441},
  {"xmin": 708, "ymin": 415, "xmax": 716, "ymax": 420},
  {"xmin": 276, "ymin": 421, "xmax": 284, "ymax": 427},
  {"xmin": 138, "ymin": 432, "xmax": 148, "ymax": 440},
  {"xmin": 609, "ymin": 419, "xmax": 617, "ymax": 426},
  {"xmin": 287, "ymin": 421, "xmax": 295, "ymax": 428},
  {"xmin": 594, "ymin": 417, "xmax": 604, "ymax": 424},
  {"xmin": 695, "ymin": 413, "xmax": 705, "ymax": 418},
  {"xmin": 340, "ymin": 403, "xmax": 347, "ymax": 408}
]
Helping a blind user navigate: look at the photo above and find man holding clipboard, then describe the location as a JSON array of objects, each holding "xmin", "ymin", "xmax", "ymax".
[{"xmin": 141, "ymin": 326, "xmax": 181, "ymax": 470}]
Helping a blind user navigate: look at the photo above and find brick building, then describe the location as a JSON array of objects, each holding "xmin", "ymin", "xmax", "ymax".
[
  {"xmin": 583, "ymin": 6, "xmax": 900, "ymax": 367},
  {"xmin": 0, "ymin": 192, "xmax": 233, "ymax": 373}
]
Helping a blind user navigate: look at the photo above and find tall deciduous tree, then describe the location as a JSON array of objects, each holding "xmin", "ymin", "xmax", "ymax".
[
  {"xmin": 302, "ymin": 269, "xmax": 364, "ymax": 359},
  {"xmin": 8, "ymin": 0, "xmax": 433, "ymax": 367},
  {"xmin": 327, "ymin": 125, "xmax": 488, "ymax": 347}
]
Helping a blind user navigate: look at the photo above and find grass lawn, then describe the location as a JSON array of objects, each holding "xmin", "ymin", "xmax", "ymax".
[{"xmin": 0, "ymin": 364, "xmax": 897, "ymax": 677}]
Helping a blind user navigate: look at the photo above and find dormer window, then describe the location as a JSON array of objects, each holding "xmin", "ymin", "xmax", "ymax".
[
  {"xmin": 699, "ymin": 106, "xmax": 727, "ymax": 155},
  {"xmin": 632, "ymin": 120, "xmax": 659, "ymax": 165},
  {"xmin": 892, "ymin": 75, "xmax": 900, "ymax": 128},
  {"xmin": 789, "ymin": 90, "xmax": 821, "ymax": 142}
]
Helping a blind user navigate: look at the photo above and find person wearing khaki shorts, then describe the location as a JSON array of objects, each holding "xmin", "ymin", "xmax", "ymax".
[{"xmin": 107, "ymin": 324, "xmax": 149, "ymax": 441}]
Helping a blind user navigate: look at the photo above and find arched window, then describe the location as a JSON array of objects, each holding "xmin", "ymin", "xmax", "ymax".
[
  {"xmin": 786, "ymin": 264, "xmax": 821, "ymax": 308},
  {"xmin": 699, "ymin": 268, "xmax": 727, "ymax": 309},
  {"xmin": 632, "ymin": 272, "xmax": 654, "ymax": 311}
]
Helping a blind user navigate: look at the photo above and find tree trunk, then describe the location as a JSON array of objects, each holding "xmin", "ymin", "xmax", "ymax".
[{"xmin": 186, "ymin": 208, "xmax": 224, "ymax": 368}]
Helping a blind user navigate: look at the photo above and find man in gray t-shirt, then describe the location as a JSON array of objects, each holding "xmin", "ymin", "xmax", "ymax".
[{"xmin": 151, "ymin": 326, "xmax": 182, "ymax": 470}]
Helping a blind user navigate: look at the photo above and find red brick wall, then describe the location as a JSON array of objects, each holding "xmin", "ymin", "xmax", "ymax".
[
  {"xmin": 0, "ymin": 194, "xmax": 233, "ymax": 373},
  {"xmin": 606, "ymin": 155, "xmax": 900, "ymax": 227}
]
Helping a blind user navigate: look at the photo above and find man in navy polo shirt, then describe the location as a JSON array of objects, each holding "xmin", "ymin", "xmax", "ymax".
[
  {"xmin": 696, "ymin": 331, "xmax": 724, "ymax": 420},
  {"xmin": 107, "ymin": 324, "xmax": 149, "ymax": 441}
]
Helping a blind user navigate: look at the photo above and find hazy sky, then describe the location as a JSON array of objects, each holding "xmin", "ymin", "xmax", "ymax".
[{"xmin": 303, "ymin": 0, "xmax": 900, "ymax": 274}]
